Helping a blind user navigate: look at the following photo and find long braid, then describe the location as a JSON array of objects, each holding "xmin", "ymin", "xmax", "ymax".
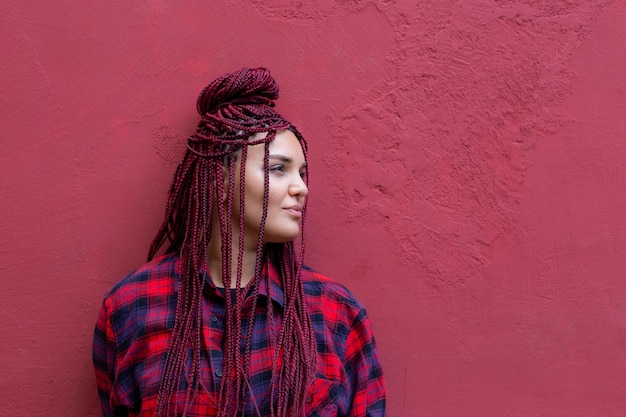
[
  {"xmin": 233, "ymin": 144, "xmax": 249, "ymax": 413},
  {"xmin": 149, "ymin": 68, "xmax": 316, "ymax": 417}
]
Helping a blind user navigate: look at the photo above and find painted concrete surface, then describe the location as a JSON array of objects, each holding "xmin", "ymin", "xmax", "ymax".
[{"xmin": 1, "ymin": 0, "xmax": 625, "ymax": 416}]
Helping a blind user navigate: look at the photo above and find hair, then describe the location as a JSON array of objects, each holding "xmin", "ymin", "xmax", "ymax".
[{"xmin": 147, "ymin": 67, "xmax": 316, "ymax": 417}]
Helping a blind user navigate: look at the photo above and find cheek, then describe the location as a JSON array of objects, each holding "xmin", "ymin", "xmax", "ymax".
[
  {"xmin": 240, "ymin": 172, "xmax": 268, "ymax": 221},
  {"xmin": 243, "ymin": 175, "xmax": 264, "ymax": 202}
]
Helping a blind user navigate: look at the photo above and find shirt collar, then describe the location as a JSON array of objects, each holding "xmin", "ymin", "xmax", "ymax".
[
  {"xmin": 263, "ymin": 259, "xmax": 285, "ymax": 309},
  {"xmin": 186, "ymin": 255, "xmax": 285, "ymax": 309}
]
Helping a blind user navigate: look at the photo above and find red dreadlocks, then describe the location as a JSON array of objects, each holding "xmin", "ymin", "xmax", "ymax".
[{"xmin": 147, "ymin": 68, "xmax": 316, "ymax": 417}]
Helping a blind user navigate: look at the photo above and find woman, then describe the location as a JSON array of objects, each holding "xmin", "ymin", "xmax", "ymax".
[{"xmin": 93, "ymin": 67, "xmax": 386, "ymax": 417}]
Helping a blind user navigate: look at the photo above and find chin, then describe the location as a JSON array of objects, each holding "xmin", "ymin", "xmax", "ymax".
[{"xmin": 263, "ymin": 229, "xmax": 302, "ymax": 244}]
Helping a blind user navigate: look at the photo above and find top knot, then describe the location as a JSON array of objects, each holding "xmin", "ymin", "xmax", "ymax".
[
  {"xmin": 189, "ymin": 67, "xmax": 294, "ymax": 155},
  {"xmin": 196, "ymin": 67, "xmax": 279, "ymax": 116}
]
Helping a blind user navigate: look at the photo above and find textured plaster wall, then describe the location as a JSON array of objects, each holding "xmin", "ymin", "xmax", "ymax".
[{"xmin": 1, "ymin": 0, "xmax": 625, "ymax": 416}]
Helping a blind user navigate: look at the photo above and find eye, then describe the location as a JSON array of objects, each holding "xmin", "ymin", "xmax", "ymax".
[
  {"xmin": 270, "ymin": 165, "xmax": 286, "ymax": 174},
  {"xmin": 299, "ymin": 170, "xmax": 307, "ymax": 179}
]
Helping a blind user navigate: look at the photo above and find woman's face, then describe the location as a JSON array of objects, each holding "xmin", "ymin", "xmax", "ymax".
[{"xmin": 231, "ymin": 129, "xmax": 308, "ymax": 245}]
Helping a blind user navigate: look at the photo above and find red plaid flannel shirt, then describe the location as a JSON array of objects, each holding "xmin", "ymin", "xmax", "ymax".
[{"xmin": 93, "ymin": 253, "xmax": 386, "ymax": 416}]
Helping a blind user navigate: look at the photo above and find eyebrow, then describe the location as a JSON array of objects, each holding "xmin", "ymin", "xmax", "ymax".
[{"xmin": 268, "ymin": 154, "xmax": 307, "ymax": 168}]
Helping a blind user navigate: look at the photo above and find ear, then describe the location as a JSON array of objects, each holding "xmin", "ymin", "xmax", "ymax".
[
  {"xmin": 221, "ymin": 160, "xmax": 230, "ymax": 203},
  {"xmin": 221, "ymin": 153, "xmax": 241, "ymax": 204}
]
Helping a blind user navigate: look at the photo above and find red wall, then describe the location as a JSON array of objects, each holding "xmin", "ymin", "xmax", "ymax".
[{"xmin": 1, "ymin": 1, "xmax": 625, "ymax": 416}]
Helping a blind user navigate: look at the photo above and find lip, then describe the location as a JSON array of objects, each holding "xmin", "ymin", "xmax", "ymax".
[{"xmin": 284, "ymin": 205, "xmax": 303, "ymax": 218}]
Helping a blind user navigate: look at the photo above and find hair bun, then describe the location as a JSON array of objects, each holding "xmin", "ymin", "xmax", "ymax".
[{"xmin": 196, "ymin": 67, "xmax": 279, "ymax": 116}]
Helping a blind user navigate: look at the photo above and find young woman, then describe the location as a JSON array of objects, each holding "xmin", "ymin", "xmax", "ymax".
[{"xmin": 93, "ymin": 67, "xmax": 386, "ymax": 417}]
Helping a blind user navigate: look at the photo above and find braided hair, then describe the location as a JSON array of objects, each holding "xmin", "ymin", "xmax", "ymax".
[{"xmin": 147, "ymin": 68, "xmax": 316, "ymax": 417}]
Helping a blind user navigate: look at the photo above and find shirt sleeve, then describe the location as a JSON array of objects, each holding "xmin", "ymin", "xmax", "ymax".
[
  {"xmin": 93, "ymin": 300, "xmax": 119, "ymax": 417},
  {"xmin": 344, "ymin": 307, "xmax": 386, "ymax": 417}
]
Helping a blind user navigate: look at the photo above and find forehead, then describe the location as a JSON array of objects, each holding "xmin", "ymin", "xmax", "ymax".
[{"xmin": 248, "ymin": 130, "xmax": 306, "ymax": 163}]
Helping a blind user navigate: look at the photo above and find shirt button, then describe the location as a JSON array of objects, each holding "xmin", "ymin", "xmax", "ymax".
[
  {"xmin": 211, "ymin": 316, "xmax": 218, "ymax": 323},
  {"xmin": 216, "ymin": 369, "xmax": 223, "ymax": 377}
]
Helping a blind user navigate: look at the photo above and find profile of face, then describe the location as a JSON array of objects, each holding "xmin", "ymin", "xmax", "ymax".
[{"xmin": 228, "ymin": 129, "xmax": 308, "ymax": 245}]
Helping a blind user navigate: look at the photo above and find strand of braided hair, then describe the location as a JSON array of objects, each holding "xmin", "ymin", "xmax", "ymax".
[{"xmin": 147, "ymin": 67, "xmax": 317, "ymax": 417}]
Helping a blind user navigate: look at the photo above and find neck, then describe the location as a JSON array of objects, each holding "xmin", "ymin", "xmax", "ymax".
[{"xmin": 206, "ymin": 227, "xmax": 262, "ymax": 289}]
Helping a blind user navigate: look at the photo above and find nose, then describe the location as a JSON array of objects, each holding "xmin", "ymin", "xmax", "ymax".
[{"xmin": 289, "ymin": 174, "xmax": 308, "ymax": 198}]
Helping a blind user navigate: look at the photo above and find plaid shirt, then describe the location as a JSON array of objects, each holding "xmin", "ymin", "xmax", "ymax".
[{"xmin": 93, "ymin": 253, "xmax": 386, "ymax": 417}]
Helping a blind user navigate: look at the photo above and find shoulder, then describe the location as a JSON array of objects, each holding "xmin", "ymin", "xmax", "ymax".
[
  {"xmin": 102, "ymin": 253, "xmax": 179, "ymax": 312},
  {"xmin": 301, "ymin": 266, "xmax": 361, "ymax": 304},
  {"xmin": 301, "ymin": 265, "xmax": 368, "ymax": 325},
  {"xmin": 97, "ymin": 253, "xmax": 179, "ymax": 349}
]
